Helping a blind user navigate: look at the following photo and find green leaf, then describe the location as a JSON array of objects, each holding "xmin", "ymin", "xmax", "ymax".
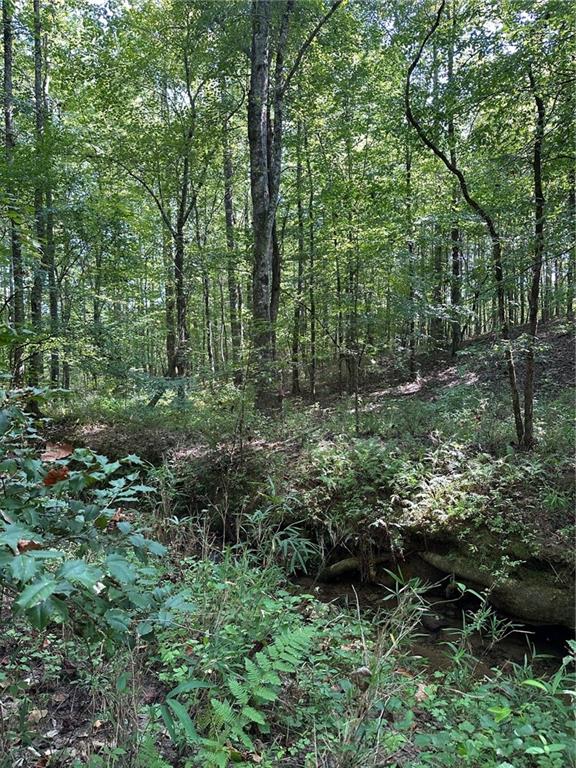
[
  {"xmin": 144, "ymin": 539, "xmax": 167, "ymax": 556},
  {"xmin": 160, "ymin": 704, "xmax": 177, "ymax": 743},
  {"xmin": 123, "ymin": 454, "xmax": 144, "ymax": 465},
  {"xmin": 487, "ymin": 707, "xmax": 512, "ymax": 723},
  {"xmin": 137, "ymin": 621, "xmax": 153, "ymax": 637},
  {"xmin": 521, "ymin": 679, "xmax": 548, "ymax": 691},
  {"xmin": 252, "ymin": 686, "xmax": 277, "ymax": 703},
  {"xmin": 166, "ymin": 698, "xmax": 199, "ymax": 743},
  {"xmin": 10, "ymin": 554, "xmax": 37, "ymax": 583},
  {"xmin": 116, "ymin": 521, "xmax": 132, "ymax": 534},
  {"xmin": 59, "ymin": 560, "xmax": 103, "ymax": 589},
  {"xmin": 210, "ymin": 698, "xmax": 236, "ymax": 725},
  {"xmin": 16, "ymin": 576, "xmax": 58, "ymax": 609},
  {"xmin": 26, "ymin": 597, "xmax": 62, "ymax": 629},
  {"xmin": 227, "ymin": 677, "xmax": 248, "ymax": 705},
  {"xmin": 241, "ymin": 706, "xmax": 265, "ymax": 726},
  {"xmin": 104, "ymin": 608, "xmax": 131, "ymax": 633},
  {"xmin": 0, "ymin": 524, "xmax": 40, "ymax": 553},
  {"xmin": 105, "ymin": 554, "xmax": 137, "ymax": 584},
  {"xmin": 168, "ymin": 679, "xmax": 214, "ymax": 698}
]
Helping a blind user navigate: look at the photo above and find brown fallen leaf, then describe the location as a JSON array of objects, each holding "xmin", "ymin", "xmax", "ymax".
[
  {"xmin": 27, "ymin": 709, "xmax": 48, "ymax": 724},
  {"xmin": 52, "ymin": 691, "xmax": 67, "ymax": 703},
  {"xmin": 41, "ymin": 443, "xmax": 74, "ymax": 462},
  {"xmin": 18, "ymin": 539, "xmax": 44, "ymax": 553},
  {"xmin": 415, "ymin": 682, "xmax": 428, "ymax": 703}
]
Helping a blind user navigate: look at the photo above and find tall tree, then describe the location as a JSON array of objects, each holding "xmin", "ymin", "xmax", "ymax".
[{"xmin": 3, "ymin": 0, "xmax": 24, "ymax": 384}]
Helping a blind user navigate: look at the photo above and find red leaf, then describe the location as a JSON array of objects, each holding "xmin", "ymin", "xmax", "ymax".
[
  {"xmin": 43, "ymin": 466, "xmax": 70, "ymax": 486},
  {"xmin": 17, "ymin": 539, "xmax": 44, "ymax": 553}
]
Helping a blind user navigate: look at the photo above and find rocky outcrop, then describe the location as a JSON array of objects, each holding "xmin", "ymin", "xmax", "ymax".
[{"xmin": 419, "ymin": 549, "xmax": 575, "ymax": 629}]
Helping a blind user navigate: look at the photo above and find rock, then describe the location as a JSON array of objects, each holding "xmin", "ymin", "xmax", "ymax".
[
  {"xmin": 419, "ymin": 550, "xmax": 575, "ymax": 629},
  {"xmin": 421, "ymin": 613, "xmax": 451, "ymax": 634}
]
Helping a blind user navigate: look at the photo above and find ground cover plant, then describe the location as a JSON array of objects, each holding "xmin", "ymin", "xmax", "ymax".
[{"xmin": 1, "ymin": 0, "xmax": 575, "ymax": 764}]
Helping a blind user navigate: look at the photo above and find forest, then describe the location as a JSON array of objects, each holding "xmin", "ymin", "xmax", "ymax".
[{"xmin": 0, "ymin": 0, "xmax": 574, "ymax": 766}]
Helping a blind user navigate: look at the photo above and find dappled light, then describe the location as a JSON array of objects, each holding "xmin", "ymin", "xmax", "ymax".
[{"xmin": 0, "ymin": 0, "xmax": 574, "ymax": 766}]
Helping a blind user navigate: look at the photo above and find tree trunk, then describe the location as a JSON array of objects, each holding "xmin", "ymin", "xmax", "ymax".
[
  {"xmin": 174, "ymin": 224, "xmax": 188, "ymax": 380},
  {"xmin": 521, "ymin": 72, "xmax": 545, "ymax": 450},
  {"xmin": 46, "ymin": 188, "xmax": 59, "ymax": 386},
  {"xmin": 447, "ymin": 8, "xmax": 461, "ymax": 356},
  {"xmin": 291, "ymin": 119, "xmax": 305, "ymax": 395},
  {"xmin": 304, "ymin": 124, "xmax": 317, "ymax": 397},
  {"xmin": 430, "ymin": 226, "xmax": 444, "ymax": 343},
  {"xmin": 222, "ymin": 90, "xmax": 242, "ymax": 374},
  {"xmin": 164, "ymin": 226, "xmax": 177, "ymax": 378},
  {"xmin": 567, "ymin": 169, "xmax": 575, "ymax": 321},
  {"xmin": 405, "ymin": 147, "xmax": 417, "ymax": 378},
  {"xmin": 29, "ymin": 0, "xmax": 47, "ymax": 387},
  {"xmin": 3, "ymin": 0, "xmax": 24, "ymax": 384},
  {"xmin": 203, "ymin": 270, "xmax": 215, "ymax": 375},
  {"xmin": 248, "ymin": 0, "xmax": 275, "ymax": 395}
]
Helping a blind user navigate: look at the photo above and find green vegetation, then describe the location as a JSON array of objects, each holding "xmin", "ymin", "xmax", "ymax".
[
  {"xmin": 1, "ymin": 0, "xmax": 574, "ymax": 765},
  {"xmin": 1, "ymin": 365, "xmax": 575, "ymax": 766}
]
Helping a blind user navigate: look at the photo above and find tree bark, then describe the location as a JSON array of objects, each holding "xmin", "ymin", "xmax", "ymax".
[
  {"xmin": 46, "ymin": 188, "xmax": 59, "ymax": 386},
  {"xmin": 447, "ymin": 6, "xmax": 461, "ymax": 356},
  {"xmin": 164, "ymin": 225, "xmax": 176, "ymax": 377},
  {"xmin": 248, "ymin": 0, "xmax": 275, "ymax": 392},
  {"xmin": 247, "ymin": 0, "xmax": 343, "ymax": 408},
  {"xmin": 291, "ymin": 121, "xmax": 305, "ymax": 395},
  {"xmin": 567, "ymin": 169, "xmax": 575, "ymax": 321},
  {"xmin": 30, "ymin": 0, "xmax": 47, "ymax": 386},
  {"xmin": 222, "ymin": 92, "xmax": 242, "ymax": 375},
  {"xmin": 304, "ymin": 124, "xmax": 317, "ymax": 397},
  {"xmin": 521, "ymin": 70, "xmax": 545, "ymax": 450},
  {"xmin": 3, "ymin": 0, "xmax": 24, "ymax": 384}
]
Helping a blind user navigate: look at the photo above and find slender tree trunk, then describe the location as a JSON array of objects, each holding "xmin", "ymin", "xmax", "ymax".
[
  {"xmin": 335, "ymin": 239, "xmax": 343, "ymax": 392},
  {"xmin": 46, "ymin": 188, "xmax": 59, "ymax": 385},
  {"xmin": 203, "ymin": 270, "xmax": 215, "ymax": 375},
  {"xmin": 405, "ymin": 147, "xmax": 417, "ymax": 378},
  {"xmin": 30, "ymin": 0, "xmax": 47, "ymax": 386},
  {"xmin": 222, "ymin": 91, "xmax": 242, "ymax": 373},
  {"xmin": 447, "ymin": 7, "xmax": 461, "ymax": 356},
  {"xmin": 174, "ymin": 223, "xmax": 188, "ymax": 380},
  {"xmin": 291, "ymin": 119, "xmax": 305, "ymax": 395},
  {"xmin": 247, "ymin": 0, "xmax": 341, "ymax": 407},
  {"xmin": 304, "ymin": 125, "xmax": 316, "ymax": 397},
  {"xmin": 164, "ymin": 227, "xmax": 177, "ymax": 378},
  {"xmin": 567, "ymin": 169, "xmax": 575, "ymax": 321},
  {"xmin": 218, "ymin": 275, "xmax": 228, "ymax": 366},
  {"xmin": 3, "ymin": 0, "xmax": 24, "ymax": 384},
  {"xmin": 248, "ymin": 0, "xmax": 276, "ymax": 396},
  {"xmin": 521, "ymin": 72, "xmax": 545, "ymax": 450},
  {"xmin": 430, "ymin": 228, "xmax": 444, "ymax": 344}
]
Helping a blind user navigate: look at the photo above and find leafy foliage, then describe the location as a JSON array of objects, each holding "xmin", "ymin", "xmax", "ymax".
[{"xmin": 0, "ymin": 389, "xmax": 191, "ymax": 641}]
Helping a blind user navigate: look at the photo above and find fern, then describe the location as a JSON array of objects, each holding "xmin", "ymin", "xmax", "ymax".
[
  {"xmin": 210, "ymin": 697, "xmax": 236, "ymax": 726},
  {"xmin": 227, "ymin": 675, "xmax": 249, "ymax": 705},
  {"xmin": 166, "ymin": 625, "xmax": 315, "ymax": 763}
]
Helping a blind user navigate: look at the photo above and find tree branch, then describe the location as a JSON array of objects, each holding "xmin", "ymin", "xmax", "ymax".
[
  {"xmin": 281, "ymin": 0, "xmax": 345, "ymax": 97},
  {"xmin": 404, "ymin": 0, "xmax": 499, "ymax": 243}
]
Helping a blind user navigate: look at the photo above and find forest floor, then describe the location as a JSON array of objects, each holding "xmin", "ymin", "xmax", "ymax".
[
  {"xmin": 50, "ymin": 320, "xmax": 575, "ymax": 579},
  {"xmin": 3, "ymin": 322, "xmax": 575, "ymax": 768}
]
